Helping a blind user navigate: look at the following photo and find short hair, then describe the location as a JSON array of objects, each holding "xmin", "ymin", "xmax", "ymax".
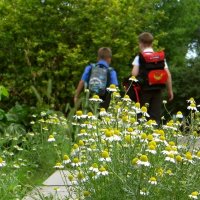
[
  {"xmin": 98, "ymin": 47, "xmax": 112, "ymax": 60},
  {"xmin": 138, "ymin": 32, "xmax": 154, "ymax": 45}
]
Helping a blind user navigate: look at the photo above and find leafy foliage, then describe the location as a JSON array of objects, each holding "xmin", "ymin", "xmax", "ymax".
[{"xmin": 0, "ymin": 0, "xmax": 199, "ymax": 112}]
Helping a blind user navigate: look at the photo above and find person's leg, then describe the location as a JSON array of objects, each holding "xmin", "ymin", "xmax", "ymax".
[
  {"xmin": 100, "ymin": 92, "xmax": 111, "ymax": 110},
  {"xmin": 140, "ymin": 90, "xmax": 152, "ymax": 107},
  {"xmin": 148, "ymin": 90, "xmax": 162, "ymax": 124}
]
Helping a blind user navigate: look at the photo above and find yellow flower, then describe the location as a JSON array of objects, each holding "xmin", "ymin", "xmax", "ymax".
[
  {"xmin": 176, "ymin": 155, "xmax": 183, "ymax": 162},
  {"xmin": 169, "ymin": 141, "xmax": 175, "ymax": 146},
  {"xmin": 73, "ymin": 143, "xmax": 79, "ymax": 149},
  {"xmin": 73, "ymin": 157, "xmax": 79, "ymax": 163},
  {"xmin": 87, "ymin": 112, "xmax": 93, "ymax": 116},
  {"xmin": 147, "ymin": 134, "xmax": 153, "ymax": 141},
  {"xmin": 83, "ymin": 191, "xmax": 90, "ymax": 197},
  {"xmin": 127, "ymin": 127, "xmax": 134, "ymax": 132},
  {"xmin": 132, "ymin": 158, "xmax": 139, "ymax": 165},
  {"xmin": 141, "ymin": 133, "xmax": 147, "ymax": 140},
  {"xmin": 141, "ymin": 106, "xmax": 147, "ymax": 113},
  {"xmin": 166, "ymin": 169, "xmax": 173, "ymax": 175},
  {"xmin": 101, "ymin": 151, "xmax": 109, "ymax": 158},
  {"xmin": 78, "ymin": 140, "xmax": 84, "ymax": 146},
  {"xmin": 140, "ymin": 155, "xmax": 148, "ymax": 162},
  {"xmin": 125, "ymin": 135, "xmax": 132, "ymax": 143},
  {"xmin": 63, "ymin": 155, "xmax": 69, "ymax": 160},
  {"xmin": 68, "ymin": 174, "xmax": 74, "ymax": 181},
  {"xmin": 189, "ymin": 191, "xmax": 199, "ymax": 199},
  {"xmin": 135, "ymin": 102, "xmax": 140, "ymax": 108},
  {"xmin": 76, "ymin": 110, "xmax": 83, "ymax": 116},
  {"xmin": 148, "ymin": 145, "xmax": 156, "ymax": 150},
  {"xmin": 109, "ymin": 84, "xmax": 116, "ymax": 89},
  {"xmin": 77, "ymin": 172, "xmax": 84, "ymax": 180},
  {"xmin": 149, "ymin": 141, "xmax": 157, "ymax": 147},
  {"xmin": 130, "ymin": 118, "xmax": 136, "ymax": 123},
  {"xmin": 105, "ymin": 129, "xmax": 113, "ymax": 137},
  {"xmin": 100, "ymin": 108, "xmax": 106, "ymax": 112},
  {"xmin": 185, "ymin": 152, "xmax": 192, "ymax": 160},
  {"xmin": 93, "ymin": 95, "xmax": 100, "ymax": 99}
]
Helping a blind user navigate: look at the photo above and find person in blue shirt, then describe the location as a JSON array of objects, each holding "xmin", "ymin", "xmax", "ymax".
[{"xmin": 74, "ymin": 47, "xmax": 118, "ymax": 109}]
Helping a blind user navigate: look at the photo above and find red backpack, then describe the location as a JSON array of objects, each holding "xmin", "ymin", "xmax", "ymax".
[{"xmin": 138, "ymin": 51, "xmax": 168, "ymax": 90}]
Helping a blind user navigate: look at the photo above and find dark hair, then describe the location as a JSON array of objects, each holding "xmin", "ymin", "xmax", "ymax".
[
  {"xmin": 98, "ymin": 47, "xmax": 112, "ymax": 60},
  {"xmin": 138, "ymin": 32, "xmax": 154, "ymax": 45}
]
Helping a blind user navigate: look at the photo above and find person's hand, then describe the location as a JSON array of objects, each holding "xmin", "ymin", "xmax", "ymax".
[{"xmin": 168, "ymin": 90, "xmax": 174, "ymax": 101}]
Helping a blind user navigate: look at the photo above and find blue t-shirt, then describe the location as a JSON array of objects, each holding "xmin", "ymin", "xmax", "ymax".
[{"xmin": 81, "ymin": 60, "xmax": 118, "ymax": 86}]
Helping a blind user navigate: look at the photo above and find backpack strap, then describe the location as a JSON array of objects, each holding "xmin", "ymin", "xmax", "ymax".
[{"xmin": 107, "ymin": 67, "xmax": 113, "ymax": 87}]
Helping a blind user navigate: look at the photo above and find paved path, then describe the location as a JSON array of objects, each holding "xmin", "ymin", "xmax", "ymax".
[{"xmin": 23, "ymin": 170, "xmax": 75, "ymax": 200}]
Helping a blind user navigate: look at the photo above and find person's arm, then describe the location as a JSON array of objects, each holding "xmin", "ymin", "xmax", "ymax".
[
  {"xmin": 74, "ymin": 80, "xmax": 84, "ymax": 104},
  {"xmin": 131, "ymin": 65, "xmax": 139, "ymax": 76},
  {"xmin": 131, "ymin": 55, "xmax": 139, "ymax": 76},
  {"xmin": 74, "ymin": 65, "xmax": 91, "ymax": 104},
  {"xmin": 110, "ymin": 69, "xmax": 118, "ymax": 86},
  {"xmin": 165, "ymin": 68, "xmax": 174, "ymax": 101}
]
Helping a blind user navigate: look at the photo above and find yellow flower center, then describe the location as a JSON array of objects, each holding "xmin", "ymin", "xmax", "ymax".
[
  {"xmin": 185, "ymin": 153, "xmax": 192, "ymax": 160},
  {"xmin": 169, "ymin": 141, "xmax": 175, "ymax": 146},
  {"xmin": 100, "ymin": 108, "xmax": 106, "ymax": 112},
  {"xmin": 149, "ymin": 141, "xmax": 157, "ymax": 147},
  {"xmin": 176, "ymin": 155, "xmax": 182, "ymax": 162},
  {"xmin": 166, "ymin": 169, "xmax": 172, "ymax": 175},
  {"xmin": 0, "ymin": 158, "xmax": 3, "ymax": 163},
  {"xmin": 130, "ymin": 118, "xmax": 136, "ymax": 123},
  {"xmin": 141, "ymin": 106, "xmax": 147, "ymax": 113},
  {"xmin": 168, "ymin": 154, "xmax": 174, "ymax": 158},
  {"xmin": 135, "ymin": 102, "xmax": 140, "ymax": 108},
  {"xmin": 93, "ymin": 95, "xmax": 100, "ymax": 99},
  {"xmin": 190, "ymin": 103, "xmax": 196, "ymax": 108},
  {"xmin": 49, "ymin": 135, "xmax": 54, "ymax": 138},
  {"xmin": 83, "ymin": 191, "xmax": 90, "ymax": 197},
  {"xmin": 99, "ymin": 166, "xmax": 106, "ymax": 172},
  {"xmin": 191, "ymin": 191, "xmax": 199, "ymax": 196},
  {"xmin": 127, "ymin": 127, "xmax": 133, "ymax": 132},
  {"xmin": 158, "ymin": 130, "xmax": 165, "ymax": 136},
  {"xmin": 92, "ymin": 163, "xmax": 98, "ymax": 168},
  {"xmin": 124, "ymin": 95, "xmax": 130, "ymax": 99},
  {"xmin": 68, "ymin": 174, "xmax": 74, "ymax": 181},
  {"xmin": 147, "ymin": 134, "xmax": 153, "ymax": 141},
  {"xmin": 80, "ymin": 129, "xmax": 86, "ymax": 133},
  {"xmin": 132, "ymin": 158, "xmax": 139, "ymax": 165},
  {"xmin": 148, "ymin": 145, "xmax": 156, "ymax": 150},
  {"xmin": 101, "ymin": 151, "xmax": 109, "ymax": 158},
  {"xmin": 122, "ymin": 116, "xmax": 128, "ymax": 122},
  {"xmin": 73, "ymin": 144, "xmax": 79, "ymax": 149},
  {"xmin": 56, "ymin": 162, "xmax": 62, "ymax": 166},
  {"xmin": 141, "ymin": 133, "xmax": 147, "ymax": 139},
  {"xmin": 73, "ymin": 157, "xmax": 79, "ymax": 163},
  {"xmin": 87, "ymin": 112, "xmax": 93, "ymax": 116},
  {"xmin": 160, "ymin": 136, "xmax": 166, "ymax": 141},
  {"xmin": 149, "ymin": 177, "xmax": 156, "ymax": 182},
  {"xmin": 165, "ymin": 146, "xmax": 172, "ymax": 151},
  {"xmin": 105, "ymin": 130, "xmax": 112, "ymax": 137},
  {"xmin": 78, "ymin": 140, "xmax": 84, "ymax": 146},
  {"xmin": 140, "ymin": 155, "xmax": 148, "ymax": 162},
  {"xmin": 63, "ymin": 155, "xmax": 69, "ymax": 160},
  {"xmin": 109, "ymin": 84, "xmax": 116, "ymax": 89},
  {"xmin": 77, "ymin": 172, "xmax": 84, "ymax": 180},
  {"xmin": 197, "ymin": 151, "xmax": 200, "ymax": 157},
  {"xmin": 76, "ymin": 110, "xmax": 83, "ymax": 116},
  {"xmin": 125, "ymin": 135, "xmax": 131, "ymax": 143}
]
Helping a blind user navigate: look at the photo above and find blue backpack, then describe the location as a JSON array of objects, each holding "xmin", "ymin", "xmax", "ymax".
[{"xmin": 88, "ymin": 64, "xmax": 112, "ymax": 96}]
